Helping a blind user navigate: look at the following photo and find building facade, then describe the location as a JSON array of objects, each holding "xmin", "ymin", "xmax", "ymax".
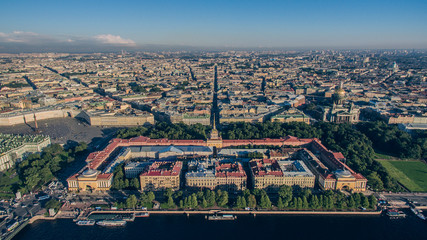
[
  {"xmin": 186, "ymin": 159, "xmax": 247, "ymax": 191},
  {"xmin": 249, "ymin": 158, "xmax": 315, "ymax": 192},
  {"xmin": 0, "ymin": 134, "xmax": 51, "ymax": 171},
  {"xmin": 139, "ymin": 161, "xmax": 182, "ymax": 191}
]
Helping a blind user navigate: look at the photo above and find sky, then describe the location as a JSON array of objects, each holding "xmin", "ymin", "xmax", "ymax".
[{"xmin": 0, "ymin": 0, "xmax": 426, "ymax": 52}]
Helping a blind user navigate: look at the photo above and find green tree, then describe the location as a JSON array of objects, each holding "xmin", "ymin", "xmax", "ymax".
[
  {"xmin": 349, "ymin": 197, "xmax": 356, "ymax": 209},
  {"xmin": 218, "ymin": 191, "xmax": 228, "ymax": 207},
  {"xmin": 309, "ymin": 195, "xmax": 319, "ymax": 209},
  {"xmin": 259, "ymin": 194, "xmax": 272, "ymax": 209},
  {"xmin": 361, "ymin": 196, "xmax": 370, "ymax": 209},
  {"xmin": 277, "ymin": 197, "xmax": 284, "ymax": 209},
  {"xmin": 367, "ymin": 172, "xmax": 384, "ymax": 191},
  {"xmin": 201, "ymin": 197, "xmax": 208, "ymax": 208},
  {"xmin": 164, "ymin": 188, "xmax": 173, "ymax": 198},
  {"xmin": 131, "ymin": 178, "xmax": 140, "ymax": 190},
  {"xmin": 368, "ymin": 195, "xmax": 377, "ymax": 209},
  {"xmin": 147, "ymin": 191, "xmax": 155, "ymax": 202},
  {"xmin": 126, "ymin": 195, "xmax": 138, "ymax": 209},
  {"xmin": 191, "ymin": 194, "xmax": 198, "ymax": 209},
  {"xmin": 302, "ymin": 196, "xmax": 309, "ymax": 209},
  {"xmin": 278, "ymin": 185, "xmax": 293, "ymax": 207},
  {"xmin": 247, "ymin": 194, "xmax": 257, "ymax": 209},
  {"xmin": 296, "ymin": 197, "xmax": 303, "ymax": 210},
  {"xmin": 167, "ymin": 196, "xmax": 175, "ymax": 208}
]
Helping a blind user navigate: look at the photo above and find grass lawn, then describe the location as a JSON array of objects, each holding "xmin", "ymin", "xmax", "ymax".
[{"xmin": 378, "ymin": 160, "xmax": 427, "ymax": 192}]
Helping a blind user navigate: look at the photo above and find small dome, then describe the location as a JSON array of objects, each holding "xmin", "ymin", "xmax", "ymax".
[
  {"xmin": 335, "ymin": 169, "xmax": 352, "ymax": 178},
  {"xmin": 336, "ymin": 88, "xmax": 345, "ymax": 96},
  {"xmin": 82, "ymin": 168, "xmax": 98, "ymax": 177}
]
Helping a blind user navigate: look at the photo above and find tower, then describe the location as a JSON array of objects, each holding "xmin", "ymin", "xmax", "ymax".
[
  {"xmin": 207, "ymin": 113, "xmax": 222, "ymax": 149},
  {"xmin": 34, "ymin": 113, "xmax": 38, "ymax": 130}
]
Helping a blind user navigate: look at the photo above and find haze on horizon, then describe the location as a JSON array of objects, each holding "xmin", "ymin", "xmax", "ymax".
[{"xmin": 0, "ymin": 0, "xmax": 426, "ymax": 53}]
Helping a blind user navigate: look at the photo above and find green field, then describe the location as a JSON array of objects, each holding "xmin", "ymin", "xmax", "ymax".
[{"xmin": 378, "ymin": 160, "xmax": 427, "ymax": 192}]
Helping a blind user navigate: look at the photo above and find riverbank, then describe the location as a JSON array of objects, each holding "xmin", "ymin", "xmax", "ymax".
[{"xmin": 81, "ymin": 209, "xmax": 382, "ymax": 219}]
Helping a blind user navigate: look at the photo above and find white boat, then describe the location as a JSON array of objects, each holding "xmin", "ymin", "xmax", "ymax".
[
  {"xmin": 76, "ymin": 220, "xmax": 96, "ymax": 226},
  {"xmin": 207, "ymin": 214, "xmax": 236, "ymax": 221},
  {"xmin": 96, "ymin": 220, "xmax": 127, "ymax": 227},
  {"xmin": 410, "ymin": 207, "xmax": 426, "ymax": 220}
]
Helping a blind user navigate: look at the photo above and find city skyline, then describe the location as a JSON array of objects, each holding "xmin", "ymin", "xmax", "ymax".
[{"xmin": 1, "ymin": 0, "xmax": 427, "ymax": 52}]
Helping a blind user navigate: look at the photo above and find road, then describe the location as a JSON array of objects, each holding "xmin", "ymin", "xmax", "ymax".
[{"xmin": 375, "ymin": 192, "xmax": 427, "ymax": 208}]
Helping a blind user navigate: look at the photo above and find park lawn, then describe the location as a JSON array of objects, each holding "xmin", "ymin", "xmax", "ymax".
[{"xmin": 379, "ymin": 160, "xmax": 427, "ymax": 192}]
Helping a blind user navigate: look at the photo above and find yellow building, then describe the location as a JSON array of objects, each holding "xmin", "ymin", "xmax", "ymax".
[
  {"xmin": 139, "ymin": 161, "xmax": 182, "ymax": 191},
  {"xmin": 67, "ymin": 169, "xmax": 113, "ymax": 191}
]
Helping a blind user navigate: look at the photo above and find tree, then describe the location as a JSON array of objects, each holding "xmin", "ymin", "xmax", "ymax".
[
  {"xmin": 218, "ymin": 191, "xmax": 228, "ymax": 207},
  {"xmin": 167, "ymin": 196, "xmax": 175, "ymax": 208},
  {"xmin": 367, "ymin": 172, "xmax": 384, "ymax": 191},
  {"xmin": 201, "ymin": 197, "xmax": 208, "ymax": 208},
  {"xmin": 368, "ymin": 195, "xmax": 377, "ymax": 209},
  {"xmin": 361, "ymin": 196, "xmax": 370, "ymax": 209},
  {"xmin": 126, "ymin": 195, "xmax": 138, "ymax": 209},
  {"xmin": 247, "ymin": 194, "xmax": 257, "ymax": 208},
  {"xmin": 290, "ymin": 197, "xmax": 297, "ymax": 209},
  {"xmin": 207, "ymin": 190, "xmax": 216, "ymax": 207},
  {"xmin": 309, "ymin": 195, "xmax": 319, "ymax": 209},
  {"xmin": 191, "ymin": 194, "xmax": 198, "ymax": 209},
  {"xmin": 296, "ymin": 197, "xmax": 303, "ymax": 210},
  {"xmin": 277, "ymin": 197, "xmax": 284, "ymax": 209},
  {"xmin": 164, "ymin": 188, "xmax": 173, "ymax": 198},
  {"xmin": 302, "ymin": 196, "xmax": 309, "ymax": 209},
  {"xmin": 241, "ymin": 196, "xmax": 247, "ymax": 208},
  {"xmin": 236, "ymin": 196, "xmax": 243, "ymax": 209},
  {"xmin": 147, "ymin": 191, "xmax": 155, "ymax": 202},
  {"xmin": 346, "ymin": 196, "xmax": 354, "ymax": 209},
  {"xmin": 259, "ymin": 194, "xmax": 272, "ymax": 209},
  {"xmin": 131, "ymin": 178, "xmax": 140, "ymax": 190},
  {"xmin": 278, "ymin": 185, "xmax": 292, "ymax": 206}
]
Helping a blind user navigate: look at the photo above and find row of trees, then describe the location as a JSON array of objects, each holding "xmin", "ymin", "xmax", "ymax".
[
  {"xmin": 116, "ymin": 122, "xmax": 212, "ymax": 140},
  {"xmin": 114, "ymin": 187, "xmax": 377, "ymax": 211},
  {"xmin": 16, "ymin": 142, "xmax": 88, "ymax": 193}
]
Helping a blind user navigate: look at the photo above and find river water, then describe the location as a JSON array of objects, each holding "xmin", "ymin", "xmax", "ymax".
[{"xmin": 14, "ymin": 212, "xmax": 427, "ymax": 240}]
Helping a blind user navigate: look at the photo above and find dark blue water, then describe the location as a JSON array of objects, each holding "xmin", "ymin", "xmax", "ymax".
[{"xmin": 14, "ymin": 213, "xmax": 427, "ymax": 240}]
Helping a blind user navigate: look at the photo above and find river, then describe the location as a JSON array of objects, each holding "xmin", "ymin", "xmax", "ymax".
[{"xmin": 13, "ymin": 211, "xmax": 427, "ymax": 240}]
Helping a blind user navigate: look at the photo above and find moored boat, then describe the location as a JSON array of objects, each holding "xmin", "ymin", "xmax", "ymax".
[
  {"xmin": 410, "ymin": 207, "xmax": 426, "ymax": 220},
  {"xmin": 76, "ymin": 220, "xmax": 96, "ymax": 226},
  {"xmin": 386, "ymin": 209, "xmax": 406, "ymax": 219},
  {"xmin": 207, "ymin": 214, "xmax": 236, "ymax": 221},
  {"xmin": 96, "ymin": 220, "xmax": 127, "ymax": 227},
  {"xmin": 135, "ymin": 212, "xmax": 150, "ymax": 217}
]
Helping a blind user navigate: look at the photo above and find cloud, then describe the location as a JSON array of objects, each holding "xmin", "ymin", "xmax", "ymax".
[
  {"xmin": 0, "ymin": 31, "xmax": 137, "ymax": 48},
  {"xmin": 0, "ymin": 31, "xmax": 54, "ymax": 43},
  {"xmin": 94, "ymin": 34, "xmax": 136, "ymax": 46}
]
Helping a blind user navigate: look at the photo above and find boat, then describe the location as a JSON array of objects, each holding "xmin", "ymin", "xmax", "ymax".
[
  {"xmin": 135, "ymin": 212, "xmax": 150, "ymax": 217},
  {"xmin": 207, "ymin": 214, "xmax": 236, "ymax": 221},
  {"xmin": 76, "ymin": 220, "xmax": 96, "ymax": 226},
  {"xmin": 410, "ymin": 207, "xmax": 426, "ymax": 220},
  {"xmin": 122, "ymin": 213, "xmax": 135, "ymax": 222},
  {"xmin": 96, "ymin": 220, "xmax": 127, "ymax": 227},
  {"xmin": 386, "ymin": 209, "xmax": 406, "ymax": 219}
]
